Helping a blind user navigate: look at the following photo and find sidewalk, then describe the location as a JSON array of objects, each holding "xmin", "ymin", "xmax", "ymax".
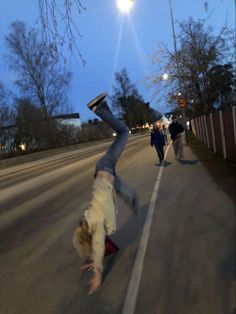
[{"xmin": 136, "ymin": 142, "xmax": 235, "ymax": 314}]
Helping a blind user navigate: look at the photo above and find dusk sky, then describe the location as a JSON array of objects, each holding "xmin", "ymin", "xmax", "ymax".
[{"xmin": 0, "ymin": 0, "xmax": 235, "ymax": 122}]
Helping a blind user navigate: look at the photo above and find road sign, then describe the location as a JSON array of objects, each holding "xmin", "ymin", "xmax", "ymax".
[{"xmin": 178, "ymin": 97, "xmax": 187, "ymax": 108}]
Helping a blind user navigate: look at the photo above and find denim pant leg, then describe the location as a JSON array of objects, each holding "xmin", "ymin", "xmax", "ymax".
[
  {"xmin": 177, "ymin": 137, "xmax": 183, "ymax": 158},
  {"xmin": 114, "ymin": 176, "xmax": 136, "ymax": 205},
  {"xmin": 154, "ymin": 144, "xmax": 164, "ymax": 160},
  {"xmin": 160, "ymin": 145, "xmax": 164, "ymax": 158},
  {"xmin": 172, "ymin": 139, "xmax": 178, "ymax": 157},
  {"xmin": 95, "ymin": 102, "xmax": 129, "ymax": 176}
]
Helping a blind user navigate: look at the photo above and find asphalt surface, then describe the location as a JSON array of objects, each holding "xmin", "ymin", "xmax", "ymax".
[{"xmin": 0, "ymin": 134, "xmax": 235, "ymax": 314}]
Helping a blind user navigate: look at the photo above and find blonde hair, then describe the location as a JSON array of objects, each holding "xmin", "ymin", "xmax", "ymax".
[{"xmin": 72, "ymin": 219, "xmax": 92, "ymax": 260}]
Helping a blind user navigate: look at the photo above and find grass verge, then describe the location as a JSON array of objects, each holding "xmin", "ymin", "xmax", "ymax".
[
  {"xmin": 0, "ymin": 137, "xmax": 113, "ymax": 170},
  {"xmin": 186, "ymin": 131, "xmax": 236, "ymax": 203}
]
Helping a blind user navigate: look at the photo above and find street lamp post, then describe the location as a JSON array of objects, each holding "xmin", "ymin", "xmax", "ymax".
[
  {"xmin": 168, "ymin": 0, "xmax": 181, "ymax": 86},
  {"xmin": 117, "ymin": 0, "xmax": 134, "ymax": 131}
]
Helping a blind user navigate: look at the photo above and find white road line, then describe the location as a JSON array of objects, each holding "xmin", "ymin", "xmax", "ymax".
[{"xmin": 122, "ymin": 143, "xmax": 171, "ymax": 314}]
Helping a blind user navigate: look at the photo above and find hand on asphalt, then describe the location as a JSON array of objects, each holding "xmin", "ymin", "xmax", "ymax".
[
  {"xmin": 80, "ymin": 262, "xmax": 95, "ymax": 272},
  {"xmin": 87, "ymin": 271, "xmax": 102, "ymax": 295}
]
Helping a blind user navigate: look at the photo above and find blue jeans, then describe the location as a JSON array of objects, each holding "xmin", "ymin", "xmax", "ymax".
[
  {"xmin": 94, "ymin": 101, "xmax": 136, "ymax": 204},
  {"xmin": 154, "ymin": 144, "xmax": 164, "ymax": 161},
  {"xmin": 95, "ymin": 101, "xmax": 129, "ymax": 176}
]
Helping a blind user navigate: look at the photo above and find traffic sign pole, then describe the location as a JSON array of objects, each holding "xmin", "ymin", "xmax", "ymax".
[{"xmin": 178, "ymin": 97, "xmax": 187, "ymax": 143}]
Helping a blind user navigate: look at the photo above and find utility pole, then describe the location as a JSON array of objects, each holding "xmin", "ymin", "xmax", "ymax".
[
  {"xmin": 167, "ymin": 0, "xmax": 187, "ymax": 135},
  {"xmin": 168, "ymin": 0, "xmax": 181, "ymax": 87}
]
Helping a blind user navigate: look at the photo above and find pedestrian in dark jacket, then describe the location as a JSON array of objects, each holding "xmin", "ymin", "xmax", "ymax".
[
  {"xmin": 168, "ymin": 115, "xmax": 184, "ymax": 160},
  {"xmin": 150, "ymin": 123, "xmax": 166, "ymax": 162}
]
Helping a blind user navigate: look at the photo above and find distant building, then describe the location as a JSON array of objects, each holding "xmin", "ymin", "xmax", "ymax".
[
  {"xmin": 164, "ymin": 112, "xmax": 172, "ymax": 120},
  {"xmin": 53, "ymin": 113, "xmax": 81, "ymax": 128},
  {"xmin": 159, "ymin": 115, "xmax": 170, "ymax": 126}
]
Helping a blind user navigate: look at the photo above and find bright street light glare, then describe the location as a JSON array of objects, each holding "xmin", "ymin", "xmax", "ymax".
[
  {"xmin": 117, "ymin": 0, "xmax": 134, "ymax": 14},
  {"xmin": 162, "ymin": 73, "xmax": 169, "ymax": 80}
]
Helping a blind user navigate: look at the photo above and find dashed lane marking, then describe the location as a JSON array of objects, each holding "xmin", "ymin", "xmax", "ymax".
[{"xmin": 122, "ymin": 143, "xmax": 171, "ymax": 314}]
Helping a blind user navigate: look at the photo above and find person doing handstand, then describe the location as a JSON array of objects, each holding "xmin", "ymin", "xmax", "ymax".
[{"xmin": 72, "ymin": 92, "xmax": 138, "ymax": 295}]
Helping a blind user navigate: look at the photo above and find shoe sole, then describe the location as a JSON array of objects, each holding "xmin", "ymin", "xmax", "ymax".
[{"xmin": 87, "ymin": 92, "xmax": 108, "ymax": 110}]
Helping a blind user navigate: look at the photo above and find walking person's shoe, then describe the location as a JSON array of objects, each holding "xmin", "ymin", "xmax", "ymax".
[{"xmin": 87, "ymin": 92, "xmax": 108, "ymax": 111}]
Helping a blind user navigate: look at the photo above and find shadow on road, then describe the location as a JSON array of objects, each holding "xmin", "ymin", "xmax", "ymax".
[
  {"xmin": 102, "ymin": 253, "xmax": 118, "ymax": 283},
  {"xmin": 163, "ymin": 161, "xmax": 172, "ymax": 167},
  {"xmin": 102, "ymin": 202, "xmax": 148, "ymax": 279},
  {"xmin": 155, "ymin": 161, "xmax": 172, "ymax": 167},
  {"xmin": 177, "ymin": 159, "xmax": 200, "ymax": 165},
  {"xmin": 62, "ymin": 203, "xmax": 148, "ymax": 314}
]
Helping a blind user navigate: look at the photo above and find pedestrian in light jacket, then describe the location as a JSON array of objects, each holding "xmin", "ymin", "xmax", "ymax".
[
  {"xmin": 168, "ymin": 115, "xmax": 184, "ymax": 160},
  {"xmin": 162, "ymin": 124, "xmax": 168, "ymax": 144},
  {"xmin": 150, "ymin": 123, "xmax": 166, "ymax": 162}
]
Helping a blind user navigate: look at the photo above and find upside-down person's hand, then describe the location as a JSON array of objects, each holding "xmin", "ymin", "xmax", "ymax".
[
  {"xmin": 80, "ymin": 262, "xmax": 95, "ymax": 272},
  {"xmin": 80, "ymin": 262, "xmax": 102, "ymax": 294},
  {"xmin": 88, "ymin": 271, "xmax": 102, "ymax": 295}
]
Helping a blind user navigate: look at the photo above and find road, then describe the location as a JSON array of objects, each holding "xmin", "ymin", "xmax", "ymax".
[
  {"xmin": 0, "ymin": 134, "xmax": 156, "ymax": 314},
  {"xmin": 0, "ymin": 134, "xmax": 235, "ymax": 314}
]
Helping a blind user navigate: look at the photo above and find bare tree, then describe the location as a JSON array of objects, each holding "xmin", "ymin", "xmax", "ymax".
[
  {"xmin": 146, "ymin": 18, "xmax": 235, "ymax": 116},
  {"xmin": 112, "ymin": 68, "xmax": 161, "ymax": 129},
  {"xmin": 38, "ymin": 0, "xmax": 85, "ymax": 64},
  {"xmin": 0, "ymin": 82, "xmax": 14, "ymax": 128},
  {"xmin": 5, "ymin": 21, "xmax": 72, "ymax": 119},
  {"xmin": 203, "ymin": 1, "xmax": 236, "ymax": 12},
  {"xmin": 0, "ymin": 82, "xmax": 15, "ymax": 157},
  {"xmin": 13, "ymin": 98, "xmax": 46, "ymax": 151}
]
